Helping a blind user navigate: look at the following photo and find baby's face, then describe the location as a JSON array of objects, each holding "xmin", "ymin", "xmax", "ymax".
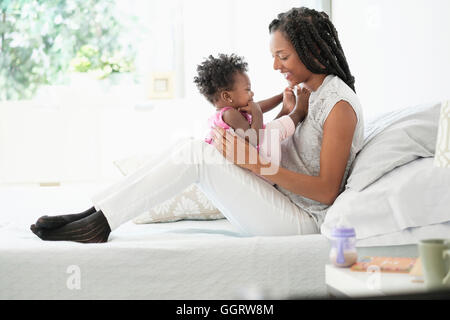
[{"xmin": 230, "ymin": 72, "xmax": 254, "ymax": 108}]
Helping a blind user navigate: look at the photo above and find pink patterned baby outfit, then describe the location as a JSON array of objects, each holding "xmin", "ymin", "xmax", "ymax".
[
  {"xmin": 205, "ymin": 106, "xmax": 296, "ymax": 181},
  {"xmin": 205, "ymin": 106, "xmax": 264, "ymax": 146}
]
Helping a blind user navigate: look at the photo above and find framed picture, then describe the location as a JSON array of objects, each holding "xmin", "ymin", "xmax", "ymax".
[{"xmin": 148, "ymin": 72, "xmax": 174, "ymax": 99}]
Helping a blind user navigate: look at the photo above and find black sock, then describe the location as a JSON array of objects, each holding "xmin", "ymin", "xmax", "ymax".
[
  {"xmin": 35, "ymin": 206, "xmax": 97, "ymax": 229},
  {"xmin": 30, "ymin": 210, "xmax": 111, "ymax": 243}
]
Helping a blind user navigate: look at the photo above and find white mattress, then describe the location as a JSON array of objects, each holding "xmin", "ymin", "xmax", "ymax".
[{"xmin": 0, "ymin": 183, "xmax": 330, "ymax": 299}]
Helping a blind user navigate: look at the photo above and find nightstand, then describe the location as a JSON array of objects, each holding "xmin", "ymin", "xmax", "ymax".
[{"xmin": 325, "ymin": 264, "xmax": 427, "ymax": 298}]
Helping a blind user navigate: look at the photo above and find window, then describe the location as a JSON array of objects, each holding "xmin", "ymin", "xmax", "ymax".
[
  {"xmin": 0, "ymin": 0, "xmax": 139, "ymax": 101},
  {"xmin": 0, "ymin": 0, "xmax": 328, "ymax": 184},
  {"xmin": 0, "ymin": 0, "xmax": 328, "ymax": 103}
]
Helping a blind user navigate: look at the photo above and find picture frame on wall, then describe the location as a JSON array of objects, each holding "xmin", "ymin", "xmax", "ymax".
[{"xmin": 148, "ymin": 72, "xmax": 174, "ymax": 99}]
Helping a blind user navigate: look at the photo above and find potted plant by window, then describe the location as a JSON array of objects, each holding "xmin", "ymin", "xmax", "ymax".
[{"xmin": 69, "ymin": 45, "xmax": 134, "ymax": 91}]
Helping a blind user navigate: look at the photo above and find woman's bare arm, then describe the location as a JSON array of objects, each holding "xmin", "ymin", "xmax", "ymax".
[
  {"xmin": 212, "ymin": 100, "xmax": 357, "ymax": 205},
  {"xmin": 259, "ymin": 101, "xmax": 357, "ymax": 204}
]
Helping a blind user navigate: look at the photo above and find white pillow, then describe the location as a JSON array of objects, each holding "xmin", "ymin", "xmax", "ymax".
[
  {"xmin": 346, "ymin": 102, "xmax": 441, "ymax": 191},
  {"xmin": 113, "ymin": 153, "xmax": 224, "ymax": 224},
  {"xmin": 356, "ymin": 221, "xmax": 450, "ymax": 247},
  {"xmin": 321, "ymin": 157, "xmax": 450, "ymax": 242}
]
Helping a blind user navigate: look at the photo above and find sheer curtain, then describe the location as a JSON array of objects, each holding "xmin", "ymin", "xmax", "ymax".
[
  {"xmin": 119, "ymin": 0, "xmax": 328, "ymax": 102},
  {"xmin": 0, "ymin": 0, "xmax": 329, "ymax": 184}
]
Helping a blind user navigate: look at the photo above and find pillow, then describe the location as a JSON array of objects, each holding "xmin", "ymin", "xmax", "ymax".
[
  {"xmin": 356, "ymin": 221, "xmax": 450, "ymax": 247},
  {"xmin": 346, "ymin": 102, "xmax": 441, "ymax": 191},
  {"xmin": 113, "ymin": 153, "xmax": 224, "ymax": 224},
  {"xmin": 321, "ymin": 157, "xmax": 450, "ymax": 242}
]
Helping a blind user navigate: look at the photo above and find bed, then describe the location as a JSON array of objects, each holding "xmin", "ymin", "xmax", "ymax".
[
  {"xmin": 0, "ymin": 183, "xmax": 330, "ymax": 299},
  {"xmin": 1, "ymin": 101, "xmax": 449, "ymax": 300}
]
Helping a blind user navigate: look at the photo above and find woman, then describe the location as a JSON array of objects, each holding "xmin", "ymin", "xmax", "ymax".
[{"xmin": 30, "ymin": 7, "xmax": 364, "ymax": 243}]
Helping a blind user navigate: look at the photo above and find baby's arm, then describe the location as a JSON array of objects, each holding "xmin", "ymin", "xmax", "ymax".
[
  {"xmin": 257, "ymin": 87, "xmax": 311, "ymax": 164},
  {"xmin": 256, "ymin": 93, "xmax": 283, "ymax": 113},
  {"xmin": 222, "ymin": 103, "xmax": 263, "ymax": 147}
]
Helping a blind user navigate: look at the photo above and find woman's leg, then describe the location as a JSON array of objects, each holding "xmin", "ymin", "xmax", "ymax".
[
  {"xmin": 90, "ymin": 138, "xmax": 186, "ymax": 207},
  {"xmin": 32, "ymin": 138, "xmax": 186, "ymax": 231},
  {"xmin": 93, "ymin": 138, "xmax": 318, "ymax": 236}
]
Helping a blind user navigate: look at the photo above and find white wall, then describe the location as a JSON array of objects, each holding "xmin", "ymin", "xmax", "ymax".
[
  {"xmin": 332, "ymin": 0, "xmax": 450, "ymax": 121},
  {"xmin": 183, "ymin": 0, "xmax": 326, "ymax": 120}
]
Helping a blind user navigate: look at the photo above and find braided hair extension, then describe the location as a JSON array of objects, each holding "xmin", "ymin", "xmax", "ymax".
[
  {"xmin": 194, "ymin": 53, "xmax": 248, "ymax": 104},
  {"xmin": 269, "ymin": 7, "xmax": 356, "ymax": 92}
]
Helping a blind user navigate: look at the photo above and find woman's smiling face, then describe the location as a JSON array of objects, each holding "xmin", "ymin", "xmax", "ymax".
[{"xmin": 269, "ymin": 30, "xmax": 312, "ymax": 87}]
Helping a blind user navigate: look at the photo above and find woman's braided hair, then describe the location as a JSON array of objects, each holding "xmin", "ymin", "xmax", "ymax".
[{"xmin": 269, "ymin": 7, "xmax": 356, "ymax": 92}]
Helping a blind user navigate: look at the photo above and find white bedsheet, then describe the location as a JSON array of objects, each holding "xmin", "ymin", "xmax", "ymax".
[{"xmin": 0, "ymin": 183, "xmax": 330, "ymax": 300}]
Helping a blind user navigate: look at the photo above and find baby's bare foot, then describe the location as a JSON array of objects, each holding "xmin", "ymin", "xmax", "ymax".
[
  {"xmin": 282, "ymin": 87, "xmax": 296, "ymax": 113},
  {"xmin": 295, "ymin": 86, "xmax": 311, "ymax": 116}
]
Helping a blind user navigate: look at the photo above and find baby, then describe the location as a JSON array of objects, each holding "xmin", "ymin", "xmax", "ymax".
[{"xmin": 194, "ymin": 53, "xmax": 309, "ymax": 174}]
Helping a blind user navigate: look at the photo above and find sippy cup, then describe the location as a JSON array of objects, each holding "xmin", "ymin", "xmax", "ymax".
[{"xmin": 329, "ymin": 217, "xmax": 357, "ymax": 268}]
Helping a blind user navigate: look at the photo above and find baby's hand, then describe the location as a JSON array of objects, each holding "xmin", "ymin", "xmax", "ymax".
[
  {"xmin": 238, "ymin": 101, "xmax": 261, "ymax": 116},
  {"xmin": 237, "ymin": 105, "xmax": 251, "ymax": 114}
]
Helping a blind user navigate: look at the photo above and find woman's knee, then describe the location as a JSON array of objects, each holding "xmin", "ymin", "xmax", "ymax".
[
  {"xmin": 166, "ymin": 138, "xmax": 232, "ymax": 170},
  {"xmin": 169, "ymin": 138, "xmax": 208, "ymax": 165}
]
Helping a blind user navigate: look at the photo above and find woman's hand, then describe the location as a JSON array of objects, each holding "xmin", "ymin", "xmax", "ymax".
[{"xmin": 211, "ymin": 126, "xmax": 264, "ymax": 173}]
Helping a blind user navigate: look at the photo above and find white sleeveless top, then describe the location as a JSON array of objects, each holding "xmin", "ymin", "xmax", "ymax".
[{"xmin": 276, "ymin": 75, "xmax": 364, "ymax": 227}]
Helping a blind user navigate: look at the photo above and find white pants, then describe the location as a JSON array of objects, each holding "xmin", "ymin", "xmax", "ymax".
[{"xmin": 90, "ymin": 139, "xmax": 319, "ymax": 236}]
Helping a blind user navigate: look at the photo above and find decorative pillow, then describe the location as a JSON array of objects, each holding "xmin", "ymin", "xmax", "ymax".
[
  {"xmin": 346, "ymin": 102, "xmax": 441, "ymax": 191},
  {"xmin": 113, "ymin": 153, "xmax": 224, "ymax": 224}
]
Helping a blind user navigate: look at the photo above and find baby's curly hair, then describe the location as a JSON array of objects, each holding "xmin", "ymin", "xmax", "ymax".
[{"xmin": 194, "ymin": 53, "xmax": 248, "ymax": 104}]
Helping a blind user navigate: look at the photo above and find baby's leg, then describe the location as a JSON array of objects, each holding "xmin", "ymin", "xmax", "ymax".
[{"xmin": 258, "ymin": 115, "xmax": 296, "ymax": 167}]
